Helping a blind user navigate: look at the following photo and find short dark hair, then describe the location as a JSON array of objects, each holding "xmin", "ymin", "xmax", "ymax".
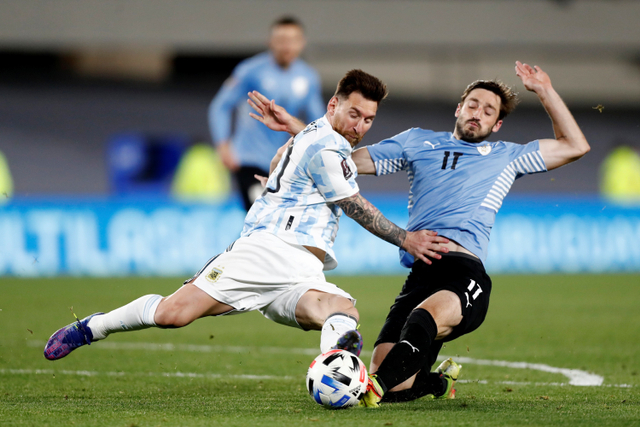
[
  {"xmin": 461, "ymin": 80, "xmax": 519, "ymax": 120},
  {"xmin": 334, "ymin": 69, "xmax": 388, "ymax": 105},
  {"xmin": 271, "ymin": 16, "xmax": 304, "ymax": 31}
]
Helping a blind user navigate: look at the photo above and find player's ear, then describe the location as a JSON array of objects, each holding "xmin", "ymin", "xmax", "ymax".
[
  {"xmin": 327, "ymin": 96, "xmax": 339, "ymax": 116},
  {"xmin": 454, "ymin": 103, "xmax": 462, "ymax": 118},
  {"xmin": 492, "ymin": 119, "xmax": 503, "ymax": 133}
]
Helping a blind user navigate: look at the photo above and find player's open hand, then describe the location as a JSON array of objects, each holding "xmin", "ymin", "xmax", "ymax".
[
  {"xmin": 247, "ymin": 91, "xmax": 292, "ymax": 133},
  {"xmin": 515, "ymin": 61, "xmax": 552, "ymax": 94},
  {"xmin": 403, "ymin": 230, "xmax": 449, "ymax": 265}
]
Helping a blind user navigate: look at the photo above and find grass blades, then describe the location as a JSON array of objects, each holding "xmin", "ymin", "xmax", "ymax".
[{"xmin": 1, "ymin": 274, "xmax": 639, "ymax": 426}]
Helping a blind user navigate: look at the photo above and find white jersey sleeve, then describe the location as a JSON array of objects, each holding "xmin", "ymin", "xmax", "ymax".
[{"xmin": 309, "ymin": 150, "xmax": 359, "ymax": 202}]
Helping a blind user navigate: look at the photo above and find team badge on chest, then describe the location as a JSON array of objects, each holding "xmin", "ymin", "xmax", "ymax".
[
  {"xmin": 206, "ymin": 266, "xmax": 225, "ymax": 283},
  {"xmin": 477, "ymin": 145, "xmax": 492, "ymax": 156}
]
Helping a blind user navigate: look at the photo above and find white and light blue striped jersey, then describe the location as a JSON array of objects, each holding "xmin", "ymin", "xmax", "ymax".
[
  {"xmin": 242, "ymin": 116, "xmax": 359, "ymax": 270},
  {"xmin": 367, "ymin": 128, "xmax": 547, "ymax": 266},
  {"xmin": 209, "ymin": 52, "xmax": 324, "ymax": 172}
]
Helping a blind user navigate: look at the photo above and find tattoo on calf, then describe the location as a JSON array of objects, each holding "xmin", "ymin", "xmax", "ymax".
[{"xmin": 336, "ymin": 194, "xmax": 407, "ymax": 248}]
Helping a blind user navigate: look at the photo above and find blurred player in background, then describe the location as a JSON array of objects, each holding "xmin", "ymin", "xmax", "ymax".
[
  {"xmin": 248, "ymin": 61, "xmax": 590, "ymax": 407},
  {"xmin": 208, "ymin": 16, "xmax": 324, "ymax": 211},
  {"xmin": 44, "ymin": 70, "xmax": 448, "ymax": 365}
]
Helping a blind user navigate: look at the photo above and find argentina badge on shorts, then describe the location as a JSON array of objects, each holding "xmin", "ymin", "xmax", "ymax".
[{"xmin": 206, "ymin": 267, "xmax": 224, "ymax": 283}]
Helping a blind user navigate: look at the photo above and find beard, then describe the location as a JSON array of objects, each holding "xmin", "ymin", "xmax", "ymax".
[
  {"xmin": 343, "ymin": 133, "xmax": 362, "ymax": 146},
  {"xmin": 455, "ymin": 117, "xmax": 493, "ymax": 143},
  {"xmin": 333, "ymin": 118, "xmax": 362, "ymax": 146}
]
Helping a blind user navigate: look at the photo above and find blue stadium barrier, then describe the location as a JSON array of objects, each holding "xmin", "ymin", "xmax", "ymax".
[
  {"xmin": 0, "ymin": 194, "xmax": 638, "ymax": 276},
  {"xmin": 107, "ymin": 133, "xmax": 189, "ymax": 195}
]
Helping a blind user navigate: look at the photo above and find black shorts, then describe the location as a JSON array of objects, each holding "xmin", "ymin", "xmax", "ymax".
[
  {"xmin": 235, "ymin": 166, "xmax": 269, "ymax": 211},
  {"xmin": 375, "ymin": 252, "xmax": 492, "ymax": 348}
]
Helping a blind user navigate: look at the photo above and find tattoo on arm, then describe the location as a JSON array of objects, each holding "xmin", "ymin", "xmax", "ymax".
[{"xmin": 336, "ymin": 193, "xmax": 407, "ymax": 248}]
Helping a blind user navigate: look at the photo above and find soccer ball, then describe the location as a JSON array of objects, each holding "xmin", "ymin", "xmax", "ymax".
[{"xmin": 306, "ymin": 349, "xmax": 368, "ymax": 409}]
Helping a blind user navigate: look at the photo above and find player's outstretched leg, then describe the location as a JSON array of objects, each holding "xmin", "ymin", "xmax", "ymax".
[
  {"xmin": 44, "ymin": 294, "xmax": 163, "ymax": 360},
  {"xmin": 376, "ymin": 359, "xmax": 462, "ymax": 403},
  {"xmin": 379, "ymin": 362, "xmax": 457, "ymax": 403},
  {"xmin": 44, "ymin": 312, "xmax": 103, "ymax": 360}
]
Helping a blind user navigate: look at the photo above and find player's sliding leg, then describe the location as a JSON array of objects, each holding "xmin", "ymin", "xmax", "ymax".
[
  {"xmin": 381, "ymin": 358, "xmax": 461, "ymax": 402},
  {"xmin": 44, "ymin": 284, "xmax": 232, "ymax": 360},
  {"xmin": 44, "ymin": 293, "xmax": 164, "ymax": 360},
  {"xmin": 360, "ymin": 308, "xmax": 437, "ymax": 407},
  {"xmin": 360, "ymin": 291, "xmax": 462, "ymax": 407},
  {"xmin": 89, "ymin": 294, "xmax": 162, "ymax": 339},
  {"xmin": 371, "ymin": 340, "xmax": 446, "ymax": 402},
  {"xmin": 295, "ymin": 290, "xmax": 362, "ymax": 356}
]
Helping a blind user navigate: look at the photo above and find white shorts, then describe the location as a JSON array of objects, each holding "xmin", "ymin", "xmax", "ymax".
[{"xmin": 188, "ymin": 231, "xmax": 355, "ymax": 329}]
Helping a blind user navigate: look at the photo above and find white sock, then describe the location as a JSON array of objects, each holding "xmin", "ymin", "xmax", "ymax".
[
  {"xmin": 87, "ymin": 294, "xmax": 162, "ymax": 340},
  {"xmin": 320, "ymin": 313, "xmax": 358, "ymax": 354}
]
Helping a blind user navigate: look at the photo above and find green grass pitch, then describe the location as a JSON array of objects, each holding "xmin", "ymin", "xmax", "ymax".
[{"xmin": 1, "ymin": 274, "xmax": 639, "ymax": 426}]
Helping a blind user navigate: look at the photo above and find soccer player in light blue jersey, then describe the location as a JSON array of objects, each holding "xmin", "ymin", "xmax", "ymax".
[
  {"xmin": 248, "ymin": 62, "xmax": 590, "ymax": 406},
  {"xmin": 209, "ymin": 17, "xmax": 324, "ymax": 211},
  {"xmin": 44, "ymin": 70, "xmax": 449, "ymax": 366}
]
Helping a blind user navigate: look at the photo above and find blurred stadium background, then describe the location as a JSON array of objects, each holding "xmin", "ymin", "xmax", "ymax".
[{"xmin": 0, "ymin": 0, "xmax": 639, "ymax": 277}]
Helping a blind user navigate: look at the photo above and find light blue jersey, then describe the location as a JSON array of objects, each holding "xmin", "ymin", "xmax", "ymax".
[
  {"xmin": 367, "ymin": 129, "xmax": 547, "ymax": 266},
  {"xmin": 242, "ymin": 116, "xmax": 359, "ymax": 270},
  {"xmin": 209, "ymin": 52, "xmax": 324, "ymax": 172}
]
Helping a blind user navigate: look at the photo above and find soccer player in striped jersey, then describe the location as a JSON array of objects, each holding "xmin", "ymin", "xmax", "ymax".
[
  {"xmin": 44, "ymin": 70, "xmax": 449, "ymax": 364},
  {"xmin": 247, "ymin": 61, "xmax": 590, "ymax": 406}
]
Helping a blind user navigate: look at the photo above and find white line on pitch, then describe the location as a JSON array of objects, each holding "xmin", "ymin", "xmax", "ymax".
[
  {"xmin": 1, "ymin": 368, "xmax": 632, "ymax": 388},
  {"xmin": 457, "ymin": 379, "xmax": 632, "ymax": 388},
  {"xmin": 29, "ymin": 340, "xmax": 323, "ymax": 356},
  {"xmin": 450, "ymin": 356, "xmax": 604, "ymax": 387},
  {"xmin": 27, "ymin": 340, "xmax": 605, "ymax": 386},
  {"xmin": 0, "ymin": 368, "xmax": 294, "ymax": 381}
]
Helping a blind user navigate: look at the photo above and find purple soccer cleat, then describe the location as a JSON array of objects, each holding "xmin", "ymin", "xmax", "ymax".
[
  {"xmin": 44, "ymin": 313, "xmax": 102, "ymax": 360},
  {"xmin": 332, "ymin": 329, "xmax": 363, "ymax": 356}
]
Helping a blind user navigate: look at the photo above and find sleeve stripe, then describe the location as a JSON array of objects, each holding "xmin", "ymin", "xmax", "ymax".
[
  {"xmin": 481, "ymin": 149, "xmax": 547, "ymax": 213},
  {"xmin": 374, "ymin": 158, "xmax": 407, "ymax": 176}
]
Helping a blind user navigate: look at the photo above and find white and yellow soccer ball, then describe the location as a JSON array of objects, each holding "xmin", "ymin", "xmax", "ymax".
[{"xmin": 306, "ymin": 349, "xmax": 368, "ymax": 409}]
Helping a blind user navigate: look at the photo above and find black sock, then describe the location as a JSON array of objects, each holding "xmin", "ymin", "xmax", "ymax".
[
  {"xmin": 374, "ymin": 308, "xmax": 438, "ymax": 392},
  {"xmin": 381, "ymin": 371, "xmax": 447, "ymax": 402}
]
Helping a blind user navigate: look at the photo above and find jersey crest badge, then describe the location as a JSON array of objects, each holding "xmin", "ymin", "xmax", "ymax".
[
  {"xmin": 206, "ymin": 266, "xmax": 224, "ymax": 283},
  {"xmin": 477, "ymin": 145, "xmax": 492, "ymax": 156},
  {"xmin": 341, "ymin": 159, "xmax": 354, "ymax": 180}
]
